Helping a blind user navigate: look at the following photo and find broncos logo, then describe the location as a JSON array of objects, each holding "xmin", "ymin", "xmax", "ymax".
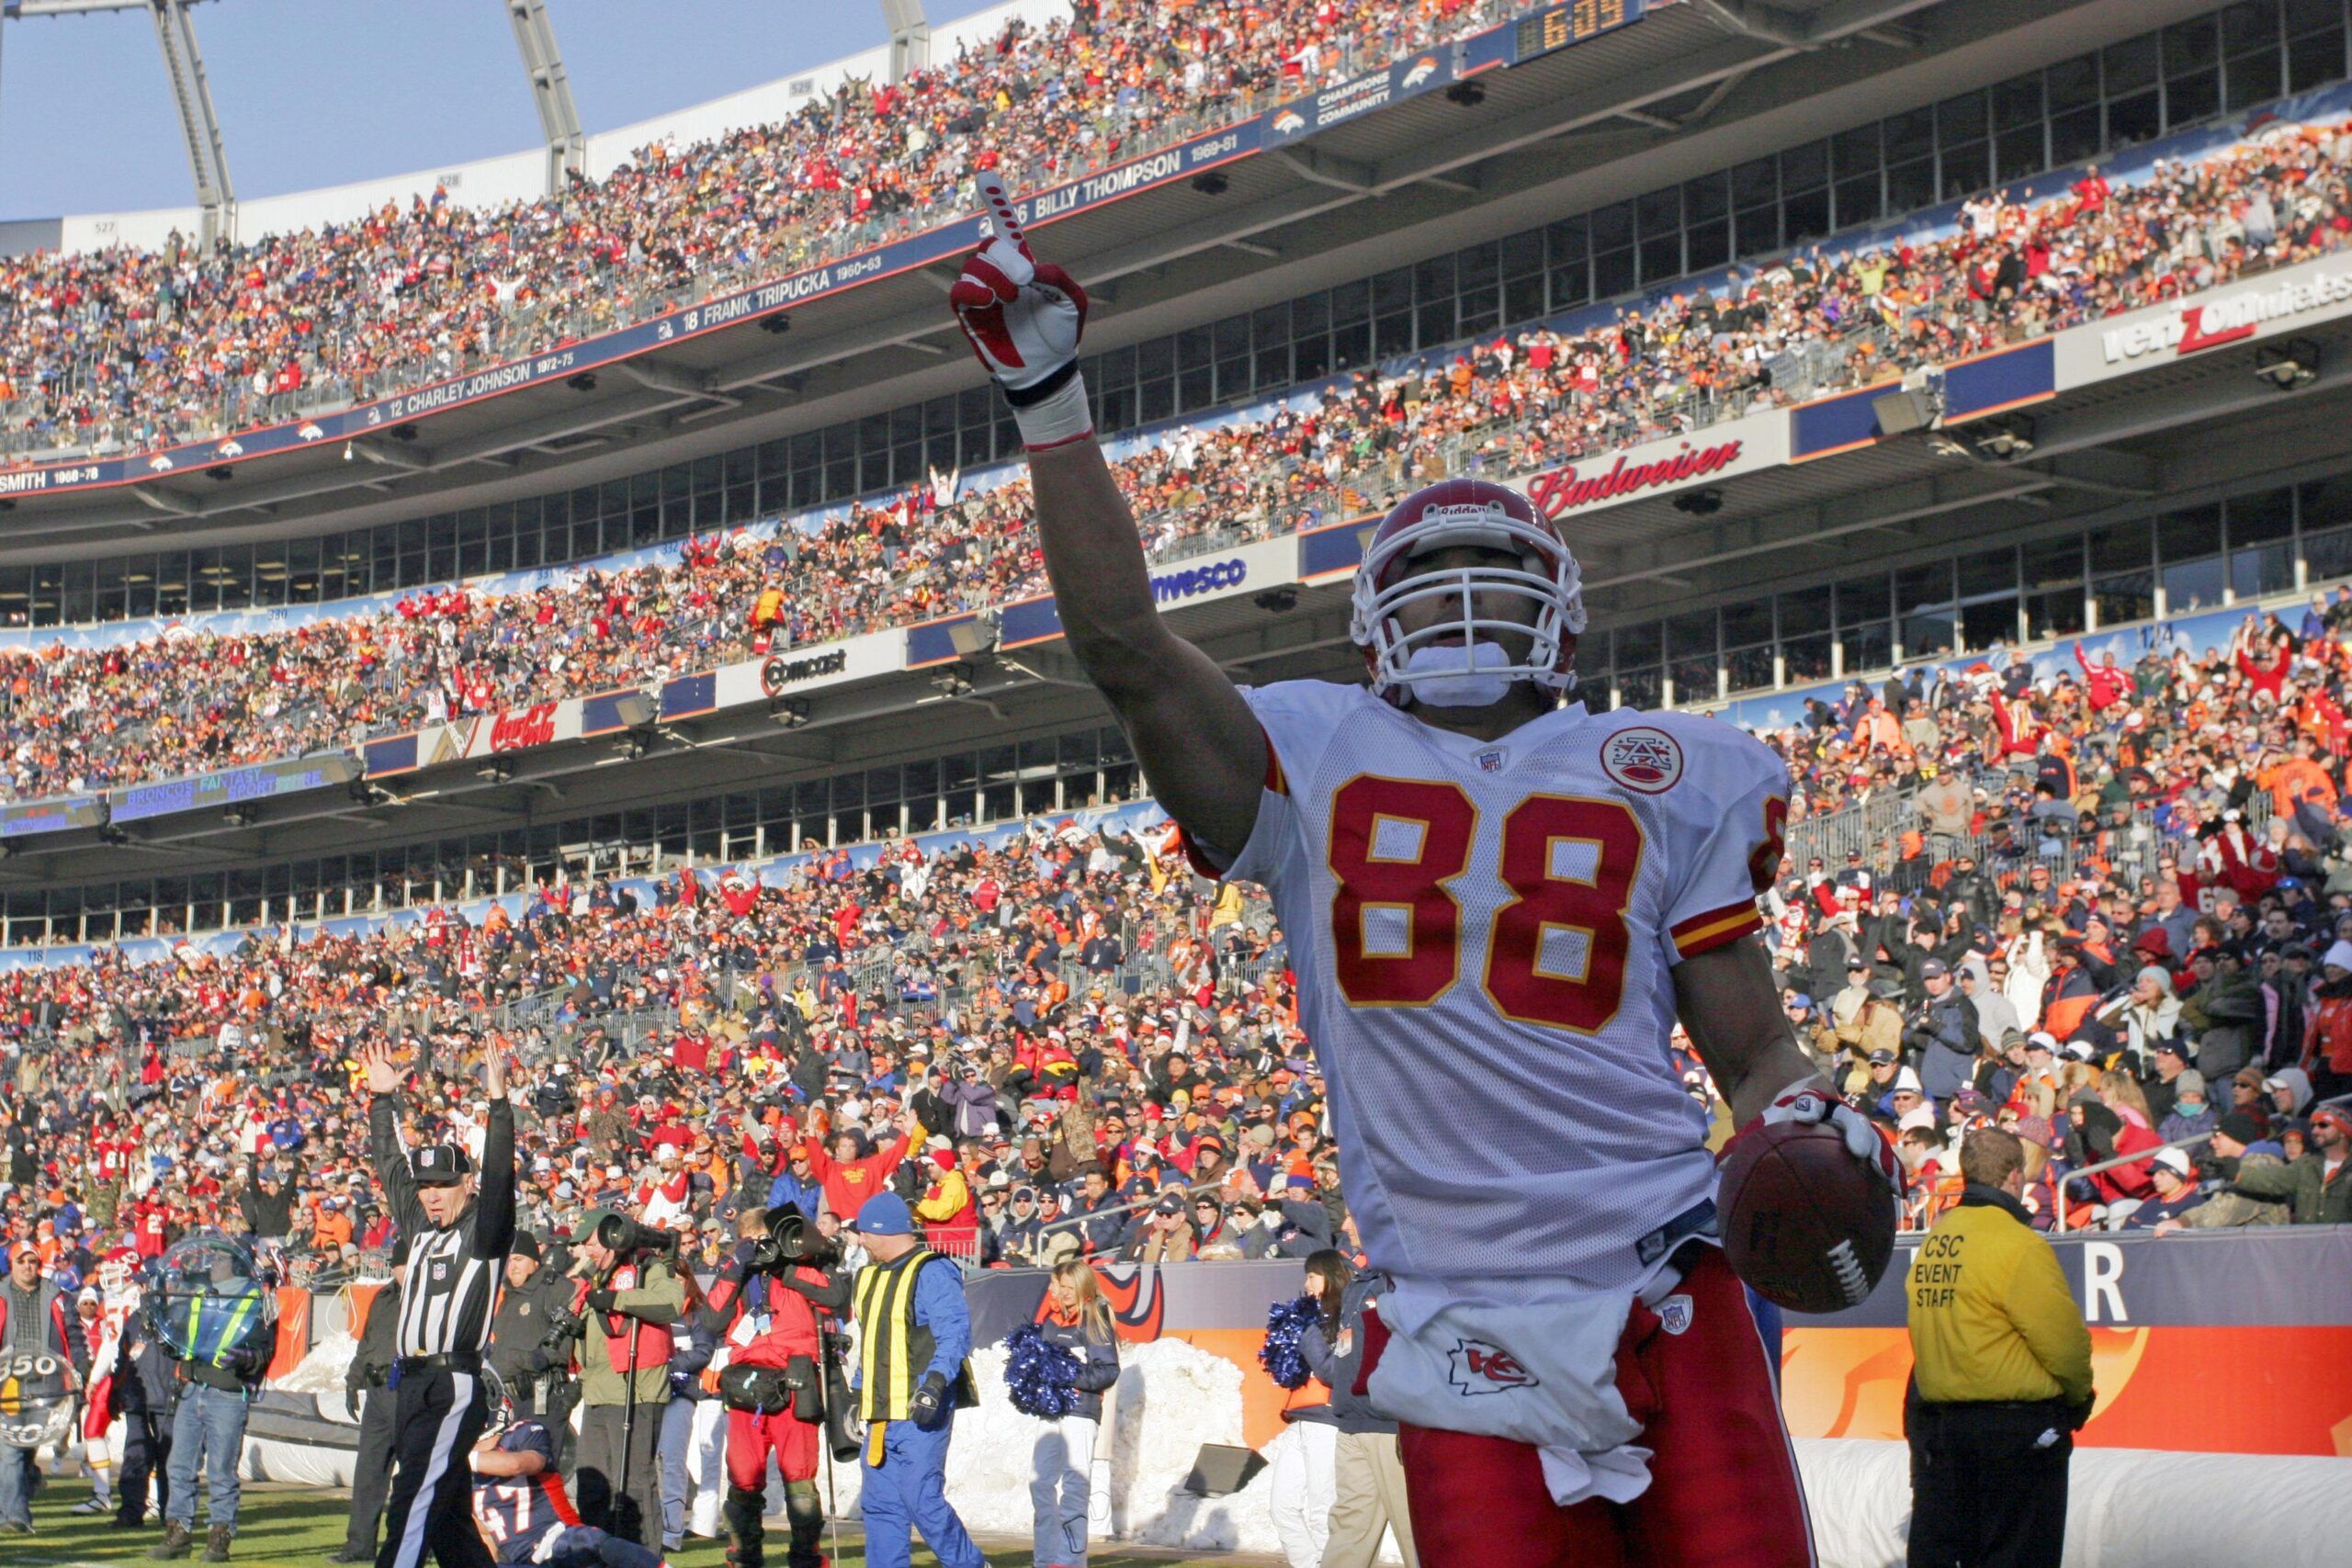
[{"xmin": 1033, "ymin": 1262, "xmax": 1167, "ymax": 1342}]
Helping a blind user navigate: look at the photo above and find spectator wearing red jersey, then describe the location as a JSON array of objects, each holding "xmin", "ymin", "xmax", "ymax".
[{"xmin": 801, "ymin": 1109, "xmax": 918, "ymax": 1220}]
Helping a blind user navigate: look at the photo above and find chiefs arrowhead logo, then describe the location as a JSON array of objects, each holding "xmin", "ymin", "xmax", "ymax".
[{"xmin": 1447, "ymin": 1338, "xmax": 1537, "ymax": 1395}]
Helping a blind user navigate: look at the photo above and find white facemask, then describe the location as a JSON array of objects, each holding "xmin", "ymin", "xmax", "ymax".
[{"xmin": 1400, "ymin": 639, "xmax": 1514, "ymax": 708}]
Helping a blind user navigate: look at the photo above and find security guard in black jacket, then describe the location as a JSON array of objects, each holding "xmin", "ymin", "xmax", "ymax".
[
  {"xmin": 331, "ymin": 1274, "xmax": 401, "ymax": 1564},
  {"xmin": 486, "ymin": 1233, "xmax": 570, "ymax": 1418}
]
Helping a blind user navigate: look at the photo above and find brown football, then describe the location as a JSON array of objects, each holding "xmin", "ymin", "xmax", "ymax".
[{"xmin": 1718, "ymin": 1120, "xmax": 1897, "ymax": 1315}]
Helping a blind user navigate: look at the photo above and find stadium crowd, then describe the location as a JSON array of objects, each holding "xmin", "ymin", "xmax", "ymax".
[
  {"xmin": 6, "ymin": 112, "xmax": 2352, "ymax": 806},
  {"xmin": 0, "ymin": 813, "xmax": 1355, "ymax": 1312},
  {"xmin": 0, "ymin": 0, "xmax": 1500, "ymax": 459},
  {"xmin": 6, "ymin": 570, "xmax": 2352, "ymax": 1323},
  {"xmin": 1761, "ymin": 597, "xmax": 2352, "ymax": 1230}
]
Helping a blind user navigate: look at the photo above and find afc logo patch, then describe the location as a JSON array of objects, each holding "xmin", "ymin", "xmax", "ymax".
[
  {"xmin": 1447, "ymin": 1338, "xmax": 1539, "ymax": 1396},
  {"xmin": 1602, "ymin": 726, "xmax": 1684, "ymax": 794}
]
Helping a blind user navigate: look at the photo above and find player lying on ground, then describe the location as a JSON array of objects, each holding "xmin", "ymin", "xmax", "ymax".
[
  {"xmin": 951, "ymin": 173, "xmax": 1897, "ymax": 1568},
  {"xmin": 471, "ymin": 1389, "xmax": 672, "ymax": 1568}
]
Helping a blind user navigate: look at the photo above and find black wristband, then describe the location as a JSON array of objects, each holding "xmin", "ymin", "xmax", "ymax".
[{"xmin": 1001, "ymin": 358, "xmax": 1080, "ymax": 410}]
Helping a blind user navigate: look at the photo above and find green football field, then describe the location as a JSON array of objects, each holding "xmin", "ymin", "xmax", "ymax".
[{"xmin": 18, "ymin": 1478, "xmax": 1261, "ymax": 1568}]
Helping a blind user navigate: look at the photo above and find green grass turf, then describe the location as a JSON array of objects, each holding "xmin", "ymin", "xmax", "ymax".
[{"xmin": 20, "ymin": 1478, "xmax": 1258, "ymax": 1567}]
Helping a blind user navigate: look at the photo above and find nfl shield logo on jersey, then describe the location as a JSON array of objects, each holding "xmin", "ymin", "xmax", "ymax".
[
  {"xmin": 1475, "ymin": 747, "xmax": 1507, "ymax": 773},
  {"xmin": 1657, "ymin": 1294, "xmax": 1694, "ymax": 1336}
]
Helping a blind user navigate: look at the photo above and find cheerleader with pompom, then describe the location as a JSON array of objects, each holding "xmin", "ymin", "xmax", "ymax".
[
  {"xmin": 1262, "ymin": 1250, "xmax": 1348, "ymax": 1568},
  {"xmin": 1009, "ymin": 1261, "xmax": 1121, "ymax": 1568}
]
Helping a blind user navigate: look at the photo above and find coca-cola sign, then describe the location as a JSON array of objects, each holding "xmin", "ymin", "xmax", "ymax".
[{"xmin": 488, "ymin": 703, "xmax": 560, "ymax": 752}]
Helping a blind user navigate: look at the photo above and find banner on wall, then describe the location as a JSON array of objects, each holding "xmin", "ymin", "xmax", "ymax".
[
  {"xmin": 2055, "ymin": 252, "xmax": 2352, "ymax": 385},
  {"xmin": 363, "ymin": 690, "xmax": 654, "ymax": 777},
  {"xmin": 960, "ymin": 1234, "xmax": 2352, "ymax": 1457},
  {"xmin": 1526, "ymin": 408, "xmax": 1790, "ymax": 519},
  {"xmin": 0, "ymin": 793, "xmax": 106, "ymax": 840},
  {"xmin": 108, "ymin": 752, "xmax": 358, "ymax": 825},
  {"xmin": 666, "ymin": 626, "xmax": 902, "ymax": 720}
]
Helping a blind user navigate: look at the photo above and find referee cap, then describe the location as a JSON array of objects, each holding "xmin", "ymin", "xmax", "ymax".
[{"xmin": 412, "ymin": 1145, "xmax": 474, "ymax": 1185}]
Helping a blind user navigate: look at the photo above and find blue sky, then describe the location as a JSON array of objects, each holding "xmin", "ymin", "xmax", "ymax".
[{"xmin": 0, "ymin": 0, "xmax": 1008, "ymax": 219}]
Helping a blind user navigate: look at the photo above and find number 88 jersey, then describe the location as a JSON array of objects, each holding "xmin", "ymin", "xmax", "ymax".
[{"xmin": 1216, "ymin": 680, "xmax": 1790, "ymax": 1296}]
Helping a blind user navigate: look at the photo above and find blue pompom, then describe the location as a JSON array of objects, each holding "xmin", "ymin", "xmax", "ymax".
[
  {"xmin": 1260, "ymin": 1295, "xmax": 1322, "ymax": 1390},
  {"xmin": 1003, "ymin": 1322, "xmax": 1085, "ymax": 1418}
]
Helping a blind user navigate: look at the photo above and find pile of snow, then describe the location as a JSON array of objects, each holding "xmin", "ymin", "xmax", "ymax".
[
  {"xmin": 274, "ymin": 1329, "xmax": 359, "ymax": 1394},
  {"xmin": 907, "ymin": 1337, "xmax": 1403, "ymax": 1563}
]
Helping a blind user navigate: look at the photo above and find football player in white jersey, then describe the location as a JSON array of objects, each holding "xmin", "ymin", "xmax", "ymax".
[{"xmin": 951, "ymin": 175, "xmax": 1892, "ymax": 1567}]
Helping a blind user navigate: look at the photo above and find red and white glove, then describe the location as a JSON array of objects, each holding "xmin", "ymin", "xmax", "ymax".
[
  {"xmin": 1760, "ymin": 1077, "xmax": 1901, "ymax": 1197},
  {"xmin": 949, "ymin": 172, "xmax": 1092, "ymax": 449}
]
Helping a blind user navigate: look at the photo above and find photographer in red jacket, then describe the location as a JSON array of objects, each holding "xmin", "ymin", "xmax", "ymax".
[{"xmin": 701, "ymin": 1207, "xmax": 853, "ymax": 1568}]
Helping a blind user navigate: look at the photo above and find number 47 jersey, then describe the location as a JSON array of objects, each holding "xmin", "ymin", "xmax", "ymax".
[{"xmin": 1217, "ymin": 681, "xmax": 1790, "ymax": 1297}]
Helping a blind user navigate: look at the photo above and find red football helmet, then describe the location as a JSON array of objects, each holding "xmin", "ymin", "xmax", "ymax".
[{"xmin": 1349, "ymin": 478, "xmax": 1587, "ymax": 704}]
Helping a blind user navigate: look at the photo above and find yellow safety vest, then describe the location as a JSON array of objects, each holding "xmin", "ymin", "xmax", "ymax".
[{"xmin": 852, "ymin": 1247, "xmax": 938, "ymax": 1423}]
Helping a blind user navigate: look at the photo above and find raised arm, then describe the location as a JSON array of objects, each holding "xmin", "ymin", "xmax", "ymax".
[
  {"xmin": 951, "ymin": 176, "xmax": 1264, "ymax": 860},
  {"xmin": 470, "ymin": 1055, "xmax": 515, "ymax": 1262},
  {"xmin": 362, "ymin": 1042, "xmax": 425, "ymax": 1238},
  {"xmin": 1026, "ymin": 440, "xmax": 1267, "ymax": 853}
]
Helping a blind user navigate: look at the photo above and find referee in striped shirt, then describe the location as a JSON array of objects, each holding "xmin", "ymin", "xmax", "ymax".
[{"xmin": 363, "ymin": 1038, "xmax": 515, "ymax": 1568}]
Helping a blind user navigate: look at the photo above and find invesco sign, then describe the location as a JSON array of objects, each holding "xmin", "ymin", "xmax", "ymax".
[{"xmin": 1151, "ymin": 557, "xmax": 1248, "ymax": 604}]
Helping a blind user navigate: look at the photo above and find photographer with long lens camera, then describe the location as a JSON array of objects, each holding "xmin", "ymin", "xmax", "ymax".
[
  {"xmin": 547, "ymin": 1208, "xmax": 683, "ymax": 1549},
  {"xmin": 699, "ymin": 1205, "xmax": 854, "ymax": 1568}
]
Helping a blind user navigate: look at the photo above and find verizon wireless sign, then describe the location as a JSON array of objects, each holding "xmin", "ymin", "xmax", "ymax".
[
  {"xmin": 2098, "ymin": 265, "xmax": 2352, "ymax": 364},
  {"xmin": 2055, "ymin": 254, "xmax": 2352, "ymax": 389}
]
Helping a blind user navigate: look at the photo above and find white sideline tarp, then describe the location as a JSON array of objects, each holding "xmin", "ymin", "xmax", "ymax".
[{"xmin": 1794, "ymin": 1437, "xmax": 2352, "ymax": 1568}]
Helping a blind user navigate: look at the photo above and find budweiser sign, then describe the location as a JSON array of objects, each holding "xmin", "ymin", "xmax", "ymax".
[
  {"xmin": 1526, "ymin": 439, "xmax": 1744, "ymax": 518},
  {"xmin": 488, "ymin": 703, "xmax": 560, "ymax": 752}
]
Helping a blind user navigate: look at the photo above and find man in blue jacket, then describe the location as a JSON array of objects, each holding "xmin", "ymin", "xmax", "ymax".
[
  {"xmin": 763, "ymin": 1141, "xmax": 825, "ymax": 1223},
  {"xmin": 846, "ymin": 1194, "xmax": 982, "ymax": 1568}
]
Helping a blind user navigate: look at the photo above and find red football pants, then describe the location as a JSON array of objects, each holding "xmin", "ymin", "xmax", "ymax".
[
  {"xmin": 1392, "ymin": 1250, "xmax": 1812, "ymax": 1568},
  {"xmin": 726, "ymin": 1406, "xmax": 820, "ymax": 1492}
]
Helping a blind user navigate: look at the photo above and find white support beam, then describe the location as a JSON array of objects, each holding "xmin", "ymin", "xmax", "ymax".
[
  {"xmin": 4, "ymin": 2, "xmax": 233, "ymax": 235},
  {"xmin": 505, "ymin": 0, "xmax": 586, "ymax": 195},
  {"xmin": 878, "ymin": 0, "xmax": 929, "ymax": 83},
  {"xmin": 148, "ymin": 0, "xmax": 234, "ymax": 243}
]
